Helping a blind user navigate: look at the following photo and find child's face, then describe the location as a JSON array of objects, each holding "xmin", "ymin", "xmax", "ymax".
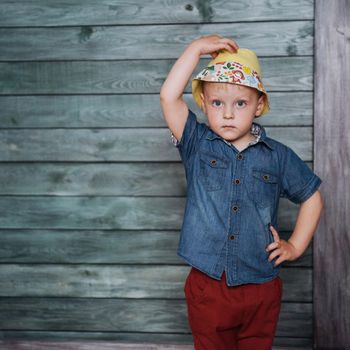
[{"xmin": 200, "ymin": 82, "xmax": 265, "ymax": 148}]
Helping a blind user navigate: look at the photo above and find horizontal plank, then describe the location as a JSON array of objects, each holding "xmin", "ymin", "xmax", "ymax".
[
  {"xmin": 0, "ymin": 21, "xmax": 313, "ymax": 60},
  {"xmin": 0, "ymin": 92, "xmax": 313, "ymax": 128},
  {"xmin": 0, "ymin": 57, "xmax": 313, "ymax": 94},
  {"xmin": 0, "ymin": 340, "xmax": 313, "ymax": 350},
  {"xmin": 0, "ymin": 298, "xmax": 312, "ymax": 337},
  {"xmin": 0, "ymin": 196, "xmax": 299, "ymax": 230},
  {"xmin": 0, "ymin": 229, "xmax": 312, "ymax": 267},
  {"xmin": 0, "ymin": 332, "xmax": 313, "ymax": 348},
  {"xmin": 0, "ymin": 0, "xmax": 314, "ymax": 26},
  {"xmin": 0, "ymin": 265, "xmax": 312, "ymax": 301},
  {"xmin": 0, "ymin": 127, "xmax": 314, "ymax": 161},
  {"xmin": 0, "ymin": 161, "xmax": 313, "ymax": 196}
]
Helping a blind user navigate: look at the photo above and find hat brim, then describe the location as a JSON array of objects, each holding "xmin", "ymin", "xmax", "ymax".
[{"xmin": 192, "ymin": 60, "xmax": 270, "ymax": 117}]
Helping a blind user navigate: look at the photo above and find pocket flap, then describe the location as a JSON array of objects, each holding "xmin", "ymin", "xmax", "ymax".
[{"xmin": 199, "ymin": 152, "xmax": 229, "ymax": 169}]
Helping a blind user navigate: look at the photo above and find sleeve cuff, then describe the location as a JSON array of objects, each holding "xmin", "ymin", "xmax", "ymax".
[{"xmin": 289, "ymin": 174, "xmax": 322, "ymax": 204}]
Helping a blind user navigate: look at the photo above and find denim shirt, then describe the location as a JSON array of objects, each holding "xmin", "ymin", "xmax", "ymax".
[{"xmin": 170, "ymin": 109, "xmax": 322, "ymax": 286}]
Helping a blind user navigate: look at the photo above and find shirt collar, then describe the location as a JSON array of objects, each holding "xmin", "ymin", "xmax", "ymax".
[{"xmin": 205, "ymin": 122, "xmax": 274, "ymax": 150}]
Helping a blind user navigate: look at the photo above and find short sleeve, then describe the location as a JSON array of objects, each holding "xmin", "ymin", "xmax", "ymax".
[
  {"xmin": 280, "ymin": 146, "xmax": 322, "ymax": 204},
  {"xmin": 169, "ymin": 109, "xmax": 204, "ymax": 164}
]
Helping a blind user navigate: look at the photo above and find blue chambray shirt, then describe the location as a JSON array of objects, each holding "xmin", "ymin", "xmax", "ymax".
[{"xmin": 170, "ymin": 109, "xmax": 322, "ymax": 286}]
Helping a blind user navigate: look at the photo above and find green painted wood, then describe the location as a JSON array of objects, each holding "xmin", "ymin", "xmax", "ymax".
[
  {"xmin": 0, "ymin": 265, "xmax": 311, "ymax": 301},
  {"xmin": 0, "ymin": 92, "xmax": 313, "ymax": 128},
  {"xmin": 0, "ymin": 196, "xmax": 301, "ymax": 231},
  {"xmin": 0, "ymin": 21, "xmax": 313, "ymax": 60},
  {"xmin": 0, "ymin": 332, "xmax": 313, "ymax": 348},
  {"xmin": 0, "ymin": 0, "xmax": 316, "ymax": 346},
  {"xmin": 0, "ymin": 340, "xmax": 313, "ymax": 350},
  {"xmin": 0, "ymin": 0, "xmax": 314, "ymax": 26},
  {"xmin": 0, "ymin": 57, "xmax": 312, "ymax": 94},
  {"xmin": 0, "ymin": 298, "xmax": 312, "ymax": 337},
  {"xmin": 0, "ymin": 126, "xmax": 314, "ymax": 161},
  {"xmin": 0, "ymin": 161, "xmax": 313, "ymax": 196},
  {"xmin": 0, "ymin": 229, "xmax": 312, "ymax": 267}
]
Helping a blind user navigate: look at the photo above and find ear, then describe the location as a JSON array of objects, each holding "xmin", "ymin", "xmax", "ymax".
[{"xmin": 255, "ymin": 94, "xmax": 265, "ymax": 117}]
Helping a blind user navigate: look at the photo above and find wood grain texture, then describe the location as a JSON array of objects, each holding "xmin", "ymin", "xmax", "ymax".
[
  {"xmin": 0, "ymin": 298, "xmax": 312, "ymax": 337},
  {"xmin": 0, "ymin": 21, "xmax": 313, "ymax": 60},
  {"xmin": 0, "ymin": 0, "xmax": 314, "ymax": 26},
  {"xmin": 0, "ymin": 0, "xmax": 316, "ymax": 347},
  {"xmin": 314, "ymin": 0, "xmax": 350, "ymax": 348},
  {"xmin": 0, "ymin": 229, "xmax": 312, "ymax": 267},
  {"xmin": 0, "ymin": 340, "xmax": 313, "ymax": 350},
  {"xmin": 0, "ymin": 92, "xmax": 313, "ymax": 128},
  {"xmin": 0, "ymin": 57, "xmax": 312, "ymax": 94},
  {"xmin": 0, "ymin": 126, "xmax": 314, "ymax": 161},
  {"xmin": 0, "ymin": 265, "xmax": 311, "ymax": 301},
  {"xmin": 0, "ymin": 334, "xmax": 314, "ymax": 348},
  {"xmin": 0, "ymin": 162, "xmax": 313, "ymax": 196},
  {"xmin": 0, "ymin": 196, "xmax": 301, "ymax": 230}
]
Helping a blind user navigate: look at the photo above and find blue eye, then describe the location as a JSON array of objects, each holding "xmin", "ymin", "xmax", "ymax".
[
  {"xmin": 212, "ymin": 100, "xmax": 222, "ymax": 107},
  {"xmin": 236, "ymin": 100, "xmax": 247, "ymax": 107}
]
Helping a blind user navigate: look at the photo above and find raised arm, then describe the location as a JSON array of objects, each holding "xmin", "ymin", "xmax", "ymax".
[{"xmin": 159, "ymin": 35, "xmax": 239, "ymax": 142}]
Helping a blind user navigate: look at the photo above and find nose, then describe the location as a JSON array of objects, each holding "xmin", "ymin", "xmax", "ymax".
[{"xmin": 224, "ymin": 106, "xmax": 234, "ymax": 119}]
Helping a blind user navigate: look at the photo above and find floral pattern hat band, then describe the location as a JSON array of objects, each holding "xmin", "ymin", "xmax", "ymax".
[{"xmin": 192, "ymin": 48, "xmax": 270, "ymax": 117}]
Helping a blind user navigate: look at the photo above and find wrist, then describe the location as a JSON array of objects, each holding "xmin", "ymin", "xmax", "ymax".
[
  {"xmin": 287, "ymin": 239, "xmax": 302, "ymax": 260},
  {"xmin": 185, "ymin": 41, "xmax": 202, "ymax": 58}
]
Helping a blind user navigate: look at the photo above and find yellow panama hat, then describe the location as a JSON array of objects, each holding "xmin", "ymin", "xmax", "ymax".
[{"xmin": 192, "ymin": 48, "xmax": 270, "ymax": 117}]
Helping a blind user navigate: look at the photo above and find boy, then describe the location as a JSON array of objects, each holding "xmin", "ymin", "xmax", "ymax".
[{"xmin": 159, "ymin": 35, "xmax": 324, "ymax": 350}]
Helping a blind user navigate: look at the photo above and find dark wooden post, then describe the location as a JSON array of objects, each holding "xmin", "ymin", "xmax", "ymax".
[{"xmin": 314, "ymin": 0, "xmax": 350, "ymax": 348}]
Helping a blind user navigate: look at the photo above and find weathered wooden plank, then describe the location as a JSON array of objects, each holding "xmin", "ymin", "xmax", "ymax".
[
  {"xmin": 0, "ymin": 57, "xmax": 313, "ymax": 94},
  {"xmin": 0, "ymin": 298, "xmax": 312, "ymax": 337},
  {"xmin": 0, "ymin": 265, "xmax": 312, "ymax": 302},
  {"xmin": 0, "ymin": 332, "xmax": 313, "ymax": 348},
  {"xmin": 0, "ymin": 92, "xmax": 313, "ymax": 128},
  {"xmin": 314, "ymin": 0, "xmax": 350, "ymax": 349},
  {"xmin": 0, "ymin": 196, "xmax": 301, "ymax": 230},
  {"xmin": 0, "ymin": 340, "xmax": 313, "ymax": 350},
  {"xmin": 0, "ymin": 161, "xmax": 314, "ymax": 196},
  {"xmin": 0, "ymin": 21, "xmax": 313, "ymax": 60},
  {"xmin": 0, "ymin": 126, "xmax": 314, "ymax": 161},
  {"xmin": 0, "ymin": 229, "xmax": 312, "ymax": 267},
  {"xmin": 0, "ymin": 0, "xmax": 314, "ymax": 27}
]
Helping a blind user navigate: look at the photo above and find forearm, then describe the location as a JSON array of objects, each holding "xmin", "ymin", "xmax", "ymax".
[
  {"xmin": 288, "ymin": 190, "xmax": 324, "ymax": 258},
  {"xmin": 160, "ymin": 43, "xmax": 201, "ymax": 102}
]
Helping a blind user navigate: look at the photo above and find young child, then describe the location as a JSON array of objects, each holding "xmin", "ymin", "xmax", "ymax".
[{"xmin": 159, "ymin": 35, "xmax": 324, "ymax": 350}]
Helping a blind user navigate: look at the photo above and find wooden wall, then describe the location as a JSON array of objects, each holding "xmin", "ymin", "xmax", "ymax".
[
  {"xmin": 314, "ymin": 1, "xmax": 350, "ymax": 349},
  {"xmin": 0, "ymin": 1, "xmax": 316, "ymax": 348}
]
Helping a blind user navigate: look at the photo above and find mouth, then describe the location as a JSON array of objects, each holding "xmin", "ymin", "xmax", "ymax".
[{"xmin": 222, "ymin": 125, "xmax": 236, "ymax": 128}]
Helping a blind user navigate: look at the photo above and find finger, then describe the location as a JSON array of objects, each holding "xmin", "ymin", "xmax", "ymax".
[
  {"xmin": 274, "ymin": 256, "xmax": 285, "ymax": 267},
  {"xmin": 266, "ymin": 241, "xmax": 281, "ymax": 252},
  {"xmin": 268, "ymin": 249, "xmax": 281, "ymax": 262},
  {"xmin": 219, "ymin": 37, "xmax": 239, "ymax": 50},
  {"xmin": 269, "ymin": 224, "xmax": 280, "ymax": 242}
]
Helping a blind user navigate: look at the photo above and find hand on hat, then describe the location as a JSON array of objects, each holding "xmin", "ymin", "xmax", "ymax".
[
  {"xmin": 265, "ymin": 224, "xmax": 299, "ymax": 266},
  {"xmin": 191, "ymin": 34, "xmax": 239, "ymax": 59}
]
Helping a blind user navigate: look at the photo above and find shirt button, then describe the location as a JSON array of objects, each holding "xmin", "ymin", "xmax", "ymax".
[
  {"xmin": 229, "ymin": 234, "xmax": 235, "ymax": 240},
  {"xmin": 232, "ymin": 205, "xmax": 239, "ymax": 212},
  {"xmin": 237, "ymin": 153, "xmax": 243, "ymax": 160},
  {"xmin": 263, "ymin": 174, "xmax": 269, "ymax": 181},
  {"xmin": 234, "ymin": 178, "xmax": 241, "ymax": 185}
]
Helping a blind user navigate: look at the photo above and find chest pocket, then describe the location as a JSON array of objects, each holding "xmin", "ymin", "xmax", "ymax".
[
  {"xmin": 248, "ymin": 168, "xmax": 279, "ymax": 207},
  {"xmin": 199, "ymin": 151, "xmax": 229, "ymax": 191}
]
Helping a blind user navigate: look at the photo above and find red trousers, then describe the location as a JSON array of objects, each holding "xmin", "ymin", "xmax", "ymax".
[{"xmin": 184, "ymin": 267, "xmax": 283, "ymax": 350}]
